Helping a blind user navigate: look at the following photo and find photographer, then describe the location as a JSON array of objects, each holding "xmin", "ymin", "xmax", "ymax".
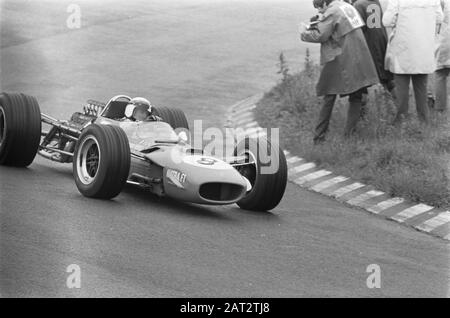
[{"xmin": 300, "ymin": 0, "xmax": 379, "ymax": 144}]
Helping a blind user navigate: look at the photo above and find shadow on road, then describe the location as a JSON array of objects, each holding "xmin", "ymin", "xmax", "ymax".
[
  {"xmin": 3, "ymin": 161, "xmax": 282, "ymax": 224},
  {"xmin": 225, "ymin": 206, "xmax": 281, "ymax": 222},
  {"xmin": 121, "ymin": 185, "xmax": 236, "ymax": 222}
]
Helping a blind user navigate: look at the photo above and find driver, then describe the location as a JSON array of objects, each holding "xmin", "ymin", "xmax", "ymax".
[{"xmin": 124, "ymin": 97, "xmax": 162, "ymax": 122}]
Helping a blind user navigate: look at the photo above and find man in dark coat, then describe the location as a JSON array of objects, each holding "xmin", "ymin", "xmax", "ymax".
[
  {"xmin": 352, "ymin": 0, "xmax": 395, "ymax": 100},
  {"xmin": 301, "ymin": 0, "xmax": 379, "ymax": 144}
]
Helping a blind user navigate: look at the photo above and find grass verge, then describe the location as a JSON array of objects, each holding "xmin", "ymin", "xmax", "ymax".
[{"xmin": 255, "ymin": 53, "xmax": 450, "ymax": 209}]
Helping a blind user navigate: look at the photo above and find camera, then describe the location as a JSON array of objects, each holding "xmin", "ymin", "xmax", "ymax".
[{"xmin": 307, "ymin": 15, "xmax": 321, "ymax": 30}]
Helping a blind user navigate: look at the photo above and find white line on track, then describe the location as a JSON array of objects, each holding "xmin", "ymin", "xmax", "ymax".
[
  {"xmin": 311, "ymin": 176, "xmax": 349, "ymax": 192},
  {"xmin": 235, "ymin": 116, "xmax": 255, "ymax": 126},
  {"xmin": 233, "ymin": 104, "xmax": 256, "ymax": 115},
  {"xmin": 346, "ymin": 190, "xmax": 385, "ymax": 206},
  {"xmin": 391, "ymin": 204, "xmax": 434, "ymax": 223},
  {"xmin": 233, "ymin": 111, "xmax": 254, "ymax": 121},
  {"xmin": 287, "ymin": 156, "xmax": 303, "ymax": 165},
  {"xmin": 366, "ymin": 197, "xmax": 405, "ymax": 214},
  {"xmin": 415, "ymin": 211, "xmax": 450, "ymax": 233},
  {"xmin": 289, "ymin": 163, "xmax": 316, "ymax": 175},
  {"xmin": 245, "ymin": 127, "xmax": 265, "ymax": 135},
  {"xmin": 330, "ymin": 182, "xmax": 366, "ymax": 198},
  {"xmin": 243, "ymin": 121, "xmax": 258, "ymax": 129},
  {"xmin": 230, "ymin": 97, "xmax": 254, "ymax": 110},
  {"xmin": 294, "ymin": 170, "xmax": 332, "ymax": 186}
]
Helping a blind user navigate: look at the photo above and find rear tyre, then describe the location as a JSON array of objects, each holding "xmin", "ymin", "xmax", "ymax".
[
  {"xmin": 73, "ymin": 124, "xmax": 131, "ymax": 199},
  {"xmin": 153, "ymin": 106, "xmax": 189, "ymax": 130},
  {"xmin": 234, "ymin": 137, "xmax": 287, "ymax": 211},
  {"xmin": 0, "ymin": 92, "xmax": 42, "ymax": 167}
]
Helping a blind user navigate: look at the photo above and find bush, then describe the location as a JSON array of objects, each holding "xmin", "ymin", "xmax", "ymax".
[{"xmin": 255, "ymin": 53, "xmax": 450, "ymax": 208}]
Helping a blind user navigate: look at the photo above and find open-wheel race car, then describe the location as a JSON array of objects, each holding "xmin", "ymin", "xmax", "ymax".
[{"xmin": 0, "ymin": 92, "xmax": 287, "ymax": 211}]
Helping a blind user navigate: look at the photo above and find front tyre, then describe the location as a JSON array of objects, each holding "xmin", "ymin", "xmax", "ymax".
[
  {"xmin": 234, "ymin": 137, "xmax": 287, "ymax": 211},
  {"xmin": 73, "ymin": 124, "xmax": 130, "ymax": 199},
  {"xmin": 0, "ymin": 92, "xmax": 42, "ymax": 167}
]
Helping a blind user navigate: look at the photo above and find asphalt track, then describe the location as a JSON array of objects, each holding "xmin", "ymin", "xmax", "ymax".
[{"xmin": 0, "ymin": 0, "xmax": 449, "ymax": 297}]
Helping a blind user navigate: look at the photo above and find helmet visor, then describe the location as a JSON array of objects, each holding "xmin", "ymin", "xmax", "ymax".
[{"xmin": 133, "ymin": 103, "xmax": 150, "ymax": 112}]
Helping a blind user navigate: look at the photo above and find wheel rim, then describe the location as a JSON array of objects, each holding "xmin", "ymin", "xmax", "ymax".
[
  {"xmin": 0, "ymin": 107, "xmax": 6, "ymax": 148},
  {"xmin": 237, "ymin": 150, "xmax": 257, "ymax": 193},
  {"xmin": 76, "ymin": 136, "xmax": 101, "ymax": 185}
]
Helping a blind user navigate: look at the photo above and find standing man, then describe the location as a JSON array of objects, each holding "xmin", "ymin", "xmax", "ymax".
[
  {"xmin": 352, "ymin": 0, "xmax": 395, "ymax": 97},
  {"xmin": 435, "ymin": 0, "xmax": 450, "ymax": 112},
  {"xmin": 301, "ymin": 0, "xmax": 379, "ymax": 144},
  {"xmin": 383, "ymin": 0, "xmax": 443, "ymax": 124}
]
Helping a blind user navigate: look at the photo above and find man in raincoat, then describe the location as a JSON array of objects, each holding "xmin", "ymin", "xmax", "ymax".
[
  {"xmin": 301, "ymin": 0, "xmax": 379, "ymax": 144},
  {"xmin": 383, "ymin": 0, "xmax": 443, "ymax": 124},
  {"xmin": 353, "ymin": 0, "xmax": 395, "ymax": 95}
]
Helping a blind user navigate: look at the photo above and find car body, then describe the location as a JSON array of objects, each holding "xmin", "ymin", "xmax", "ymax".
[{"xmin": 0, "ymin": 92, "xmax": 287, "ymax": 211}]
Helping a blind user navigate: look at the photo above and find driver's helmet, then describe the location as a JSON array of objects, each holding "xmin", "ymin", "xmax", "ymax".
[{"xmin": 124, "ymin": 97, "xmax": 152, "ymax": 119}]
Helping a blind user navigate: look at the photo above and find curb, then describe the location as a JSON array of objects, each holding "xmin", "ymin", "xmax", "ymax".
[{"xmin": 227, "ymin": 95, "xmax": 450, "ymax": 242}]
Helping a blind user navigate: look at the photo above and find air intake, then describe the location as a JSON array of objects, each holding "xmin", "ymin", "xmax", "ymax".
[{"xmin": 199, "ymin": 183, "xmax": 245, "ymax": 202}]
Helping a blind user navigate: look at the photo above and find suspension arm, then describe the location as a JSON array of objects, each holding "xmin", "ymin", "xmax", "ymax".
[{"xmin": 41, "ymin": 113, "xmax": 82, "ymax": 137}]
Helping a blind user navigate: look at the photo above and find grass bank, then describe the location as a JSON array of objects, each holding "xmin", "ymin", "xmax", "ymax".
[{"xmin": 255, "ymin": 53, "xmax": 450, "ymax": 209}]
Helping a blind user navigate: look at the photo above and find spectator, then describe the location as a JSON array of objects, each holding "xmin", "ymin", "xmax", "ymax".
[
  {"xmin": 301, "ymin": 0, "xmax": 379, "ymax": 144},
  {"xmin": 435, "ymin": 0, "xmax": 450, "ymax": 112},
  {"xmin": 383, "ymin": 0, "xmax": 443, "ymax": 124},
  {"xmin": 353, "ymin": 0, "xmax": 395, "ymax": 97}
]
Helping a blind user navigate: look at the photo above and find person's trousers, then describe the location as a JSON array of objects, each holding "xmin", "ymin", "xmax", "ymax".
[
  {"xmin": 359, "ymin": 80, "xmax": 396, "ymax": 120},
  {"xmin": 435, "ymin": 68, "xmax": 450, "ymax": 112},
  {"xmin": 383, "ymin": 79, "xmax": 397, "ymax": 101},
  {"xmin": 393, "ymin": 74, "xmax": 429, "ymax": 124},
  {"xmin": 314, "ymin": 90, "xmax": 363, "ymax": 143}
]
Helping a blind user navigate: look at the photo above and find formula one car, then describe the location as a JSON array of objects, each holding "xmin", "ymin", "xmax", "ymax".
[{"xmin": 0, "ymin": 92, "xmax": 287, "ymax": 211}]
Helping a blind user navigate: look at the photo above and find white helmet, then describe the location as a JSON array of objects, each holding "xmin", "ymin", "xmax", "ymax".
[{"xmin": 124, "ymin": 97, "xmax": 152, "ymax": 118}]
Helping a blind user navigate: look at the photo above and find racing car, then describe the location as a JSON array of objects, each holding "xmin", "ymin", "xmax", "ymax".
[{"xmin": 0, "ymin": 92, "xmax": 287, "ymax": 211}]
